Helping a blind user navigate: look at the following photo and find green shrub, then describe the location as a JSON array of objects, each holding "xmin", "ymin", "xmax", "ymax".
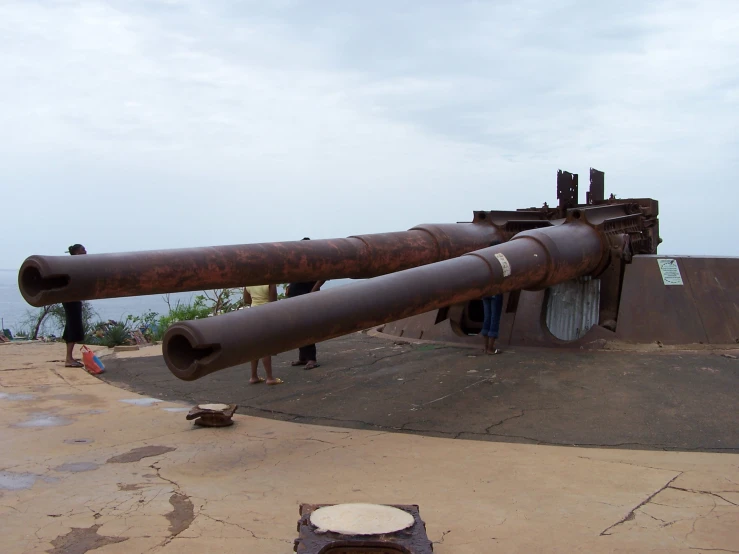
[
  {"xmin": 151, "ymin": 298, "xmax": 211, "ymax": 341},
  {"xmin": 90, "ymin": 290, "xmax": 243, "ymax": 345},
  {"xmin": 99, "ymin": 322, "xmax": 132, "ymax": 347},
  {"xmin": 16, "ymin": 301, "xmax": 97, "ymax": 340}
]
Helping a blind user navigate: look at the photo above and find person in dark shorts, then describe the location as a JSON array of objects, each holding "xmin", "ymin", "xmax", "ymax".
[
  {"xmin": 286, "ymin": 238, "xmax": 325, "ymax": 370},
  {"xmin": 63, "ymin": 244, "xmax": 87, "ymax": 367}
]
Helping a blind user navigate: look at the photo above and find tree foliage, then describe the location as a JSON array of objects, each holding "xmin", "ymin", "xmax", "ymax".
[
  {"xmin": 13, "ymin": 286, "xmax": 275, "ymax": 345},
  {"xmin": 17, "ymin": 301, "xmax": 97, "ymax": 340}
]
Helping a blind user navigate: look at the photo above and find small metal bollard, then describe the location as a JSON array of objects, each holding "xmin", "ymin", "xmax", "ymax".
[{"xmin": 186, "ymin": 403, "xmax": 237, "ymax": 427}]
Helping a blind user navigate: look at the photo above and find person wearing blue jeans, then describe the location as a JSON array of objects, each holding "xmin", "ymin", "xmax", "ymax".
[{"xmin": 481, "ymin": 294, "xmax": 503, "ymax": 354}]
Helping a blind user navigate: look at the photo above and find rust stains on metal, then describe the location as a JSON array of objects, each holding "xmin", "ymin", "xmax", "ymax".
[
  {"xmin": 557, "ymin": 169, "xmax": 579, "ymax": 209},
  {"xmin": 162, "ymin": 220, "xmax": 608, "ymax": 381},
  {"xmin": 17, "ymin": 167, "xmax": 659, "ymax": 310},
  {"xmin": 18, "ymin": 223, "xmax": 503, "ymax": 307},
  {"xmin": 16, "ymin": 167, "xmax": 669, "ymax": 376}
]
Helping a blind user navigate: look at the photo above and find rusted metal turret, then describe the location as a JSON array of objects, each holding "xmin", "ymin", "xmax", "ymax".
[
  {"xmin": 162, "ymin": 170, "xmax": 660, "ymax": 380},
  {"xmin": 17, "ymin": 168, "xmax": 663, "ymax": 379}
]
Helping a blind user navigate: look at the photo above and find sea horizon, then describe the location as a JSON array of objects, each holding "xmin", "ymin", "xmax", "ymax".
[
  {"xmin": 1, "ymin": 269, "xmax": 350, "ymax": 335},
  {"xmin": 1, "ymin": 268, "xmax": 199, "ymax": 335}
]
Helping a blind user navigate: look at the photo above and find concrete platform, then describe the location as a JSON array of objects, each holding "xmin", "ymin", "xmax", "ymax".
[{"xmin": 0, "ymin": 341, "xmax": 737, "ymax": 553}]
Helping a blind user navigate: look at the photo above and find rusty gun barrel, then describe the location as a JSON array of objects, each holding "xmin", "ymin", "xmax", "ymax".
[
  {"xmin": 18, "ymin": 223, "xmax": 505, "ymax": 307},
  {"xmin": 163, "ymin": 219, "xmax": 607, "ymax": 381}
]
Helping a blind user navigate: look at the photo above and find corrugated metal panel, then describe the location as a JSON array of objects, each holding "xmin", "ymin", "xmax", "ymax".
[{"xmin": 545, "ymin": 278, "xmax": 600, "ymax": 341}]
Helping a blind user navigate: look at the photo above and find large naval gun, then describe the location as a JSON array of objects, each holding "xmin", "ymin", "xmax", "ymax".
[{"xmin": 18, "ymin": 169, "xmax": 737, "ymax": 382}]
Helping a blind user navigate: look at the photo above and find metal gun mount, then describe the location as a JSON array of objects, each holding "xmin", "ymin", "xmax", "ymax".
[{"xmin": 17, "ymin": 169, "xmax": 660, "ymax": 380}]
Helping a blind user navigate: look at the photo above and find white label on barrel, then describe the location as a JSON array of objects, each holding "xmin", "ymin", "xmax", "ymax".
[
  {"xmin": 495, "ymin": 253, "xmax": 511, "ymax": 277},
  {"xmin": 657, "ymin": 258, "xmax": 683, "ymax": 285}
]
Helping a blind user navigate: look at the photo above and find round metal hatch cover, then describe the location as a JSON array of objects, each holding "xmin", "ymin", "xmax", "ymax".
[{"xmin": 310, "ymin": 503, "xmax": 415, "ymax": 536}]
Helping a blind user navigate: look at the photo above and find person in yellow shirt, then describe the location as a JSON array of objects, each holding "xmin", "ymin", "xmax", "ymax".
[{"xmin": 243, "ymin": 284, "xmax": 282, "ymax": 385}]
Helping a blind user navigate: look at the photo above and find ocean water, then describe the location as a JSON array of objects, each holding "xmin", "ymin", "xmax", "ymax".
[
  {"xmin": 0, "ymin": 269, "xmax": 351, "ymax": 335},
  {"xmin": 0, "ymin": 268, "xmax": 206, "ymax": 334}
]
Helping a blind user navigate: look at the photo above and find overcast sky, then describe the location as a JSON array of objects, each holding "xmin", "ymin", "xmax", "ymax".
[{"xmin": 1, "ymin": 0, "xmax": 737, "ymax": 270}]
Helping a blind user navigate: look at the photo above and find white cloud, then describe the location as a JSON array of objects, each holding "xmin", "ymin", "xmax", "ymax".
[{"xmin": 1, "ymin": 0, "xmax": 737, "ymax": 268}]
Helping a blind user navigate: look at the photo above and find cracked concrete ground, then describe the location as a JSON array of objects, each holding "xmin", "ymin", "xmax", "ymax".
[
  {"xmin": 103, "ymin": 332, "xmax": 739, "ymax": 452},
  {"xmin": 1, "ymin": 341, "xmax": 737, "ymax": 553}
]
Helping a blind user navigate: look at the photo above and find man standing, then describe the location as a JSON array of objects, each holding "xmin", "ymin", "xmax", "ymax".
[
  {"xmin": 286, "ymin": 238, "xmax": 325, "ymax": 370},
  {"xmin": 63, "ymin": 244, "xmax": 86, "ymax": 367}
]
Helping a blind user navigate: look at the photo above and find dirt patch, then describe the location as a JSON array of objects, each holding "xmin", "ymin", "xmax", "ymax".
[
  {"xmin": 106, "ymin": 445, "xmax": 176, "ymax": 464},
  {"xmin": 47, "ymin": 524, "xmax": 127, "ymax": 554},
  {"xmin": 166, "ymin": 492, "xmax": 195, "ymax": 536}
]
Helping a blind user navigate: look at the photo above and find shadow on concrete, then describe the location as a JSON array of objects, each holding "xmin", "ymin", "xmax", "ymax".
[{"xmin": 101, "ymin": 333, "xmax": 739, "ymax": 452}]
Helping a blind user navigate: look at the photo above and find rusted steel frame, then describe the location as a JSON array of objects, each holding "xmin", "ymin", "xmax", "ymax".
[
  {"xmin": 18, "ymin": 223, "xmax": 503, "ymax": 307},
  {"xmin": 163, "ymin": 221, "xmax": 606, "ymax": 381}
]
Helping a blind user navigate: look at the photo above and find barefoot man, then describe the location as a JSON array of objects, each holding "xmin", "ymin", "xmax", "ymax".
[{"xmin": 243, "ymin": 284, "xmax": 283, "ymax": 385}]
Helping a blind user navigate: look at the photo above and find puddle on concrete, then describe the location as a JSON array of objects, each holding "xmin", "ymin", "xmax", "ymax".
[
  {"xmin": 64, "ymin": 438, "xmax": 94, "ymax": 444},
  {"xmin": 53, "ymin": 462, "xmax": 100, "ymax": 473},
  {"xmin": 0, "ymin": 471, "xmax": 39, "ymax": 490},
  {"xmin": 119, "ymin": 398, "xmax": 162, "ymax": 406},
  {"xmin": 162, "ymin": 407, "xmax": 190, "ymax": 413},
  {"xmin": 0, "ymin": 393, "xmax": 35, "ymax": 401},
  {"xmin": 14, "ymin": 414, "xmax": 74, "ymax": 428},
  {"xmin": 107, "ymin": 445, "xmax": 176, "ymax": 463}
]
